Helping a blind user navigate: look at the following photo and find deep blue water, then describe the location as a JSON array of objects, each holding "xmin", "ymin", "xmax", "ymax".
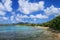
[{"xmin": 0, "ymin": 26, "xmax": 45, "ymax": 40}]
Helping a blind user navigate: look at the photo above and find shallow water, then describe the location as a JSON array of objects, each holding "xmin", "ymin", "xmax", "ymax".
[{"xmin": 0, "ymin": 26, "xmax": 55, "ymax": 40}]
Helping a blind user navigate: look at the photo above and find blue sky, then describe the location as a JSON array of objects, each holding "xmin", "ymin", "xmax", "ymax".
[{"xmin": 0, "ymin": 0, "xmax": 60, "ymax": 24}]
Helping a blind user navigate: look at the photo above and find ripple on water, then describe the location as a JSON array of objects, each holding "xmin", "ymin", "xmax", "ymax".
[{"xmin": 0, "ymin": 26, "xmax": 55, "ymax": 40}]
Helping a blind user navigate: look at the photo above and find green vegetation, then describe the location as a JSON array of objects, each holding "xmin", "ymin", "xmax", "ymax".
[
  {"xmin": 49, "ymin": 15, "xmax": 60, "ymax": 30},
  {"xmin": 41, "ymin": 15, "xmax": 60, "ymax": 30}
]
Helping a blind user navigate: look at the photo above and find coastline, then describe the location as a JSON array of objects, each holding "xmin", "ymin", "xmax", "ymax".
[
  {"xmin": 34, "ymin": 26, "xmax": 60, "ymax": 40},
  {"xmin": 0, "ymin": 25, "xmax": 60, "ymax": 40},
  {"xmin": 34, "ymin": 26, "xmax": 49, "ymax": 30}
]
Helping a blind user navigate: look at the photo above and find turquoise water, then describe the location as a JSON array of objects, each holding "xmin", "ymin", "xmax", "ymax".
[
  {"xmin": 0, "ymin": 26, "xmax": 45, "ymax": 40},
  {"xmin": 0, "ymin": 26, "xmax": 44, "ymax": 32},
  {"xmin": 0, "ymin": 26, "xmax": 55, "ymax": 40}
]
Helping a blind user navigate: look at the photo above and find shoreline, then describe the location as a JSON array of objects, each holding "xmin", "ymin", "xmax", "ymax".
[{"xmin": 34, "ymin": 26, "xmax": 49, "ymax": 30}]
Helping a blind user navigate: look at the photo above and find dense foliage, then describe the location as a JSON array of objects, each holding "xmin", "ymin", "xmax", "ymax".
[
  {"xmin": 49, "ymin": 16, "xmax": 60, "ymax": 30},
  {"xmin": 41, "ymin": 15, "xmax": 60, "ymax": 30}
]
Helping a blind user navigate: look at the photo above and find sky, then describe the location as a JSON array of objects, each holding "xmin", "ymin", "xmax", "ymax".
[{"xmin": 0, "ymin": 0, "xmax": 60, "ymax": 24}]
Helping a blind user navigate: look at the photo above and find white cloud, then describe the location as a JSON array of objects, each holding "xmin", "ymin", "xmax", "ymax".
[
  {"xmin": 14, "ymin": 14, "xmax": 48, "ymax": 23},
  {"xmin": 18, "ymin": 0, "xmax": 44, "ymax": 14},
  {"xmin": 0, "ymin": 0, "xmax": 12, "ymax": 23},
  {"xmin": 5, "ymin": 13, "xmax": 48, "ymax": 23},
  {"xmin": 0, "ymin": 0, "xmax": 12, "ymax": 16},
  {"xmin": 0, "ymin": 3, "xmax": 5, "ymax": 11},
  {"xmin": 30, "ymin": 14, "xmax": 48, "ymax": 19},
  {"xmin": 44, "ymin": 5, "xmax": 60, "ymax": 16},
  {"xmin": 4, "ymin": 0, "xmax": 12, "ymax": 11},
  {"xmin": 3, "ymin": 17, "xmax": 8, "ymax": 20},
  {"xmin": 0, "ymin": 16, "xmax": 8, "ymax": 22},
  {"xmin": 16, "ymin": 14, "xmax": 29, "ymax": 18},
  {"xmin": 10, "ymin": 15, "xmax": 17, "ymax": 23},
  {"xmin": 0, "ymin": 11, "xmax": 6, "ymax": 16},
  {"xmin": 1, "ymin": 0, "xmax": 12, "ymax": 11},
  {"xmin": 16, "ymin": 17, "xmax": 24, "ymax": 22},
  {"xmin": 1, "ymin": 0, "xmax": 60, "ymax": 23},
  {"xmin": 15, "ymin": 14, "xmax": 48, "ymax": 19},
  {"xmin": 0, "ymin": 3, "xmax": 6, "ymax": 16},
  {"xmin": 10, "ymin": 16, "xmax": 14, "ymax": 21},
  {"xmin": 8, "ymin": 13, "xmax": 48, "ymax": 23}
]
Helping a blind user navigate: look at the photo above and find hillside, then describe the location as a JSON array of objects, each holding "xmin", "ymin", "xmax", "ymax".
[{"xmin": 41, "ymin": 15, "xmax": 60, "ymax": 30}]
